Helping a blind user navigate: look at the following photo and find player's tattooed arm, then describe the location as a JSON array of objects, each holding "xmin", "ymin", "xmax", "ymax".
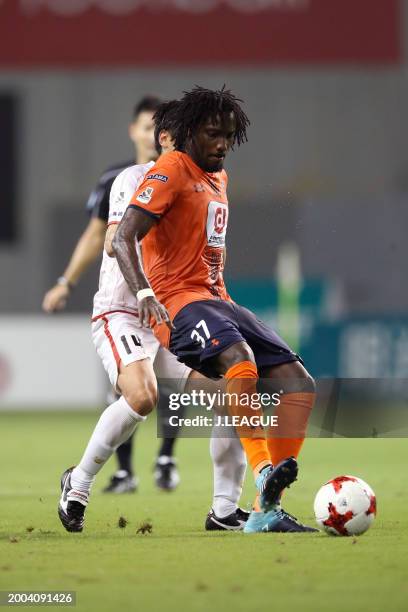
[{"xmin": 112, "ymin": 207, "xmax": 172, "ymax": 329}]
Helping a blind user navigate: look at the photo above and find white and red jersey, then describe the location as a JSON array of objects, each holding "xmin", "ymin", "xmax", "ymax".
[{"xmin": 92, "ymin": 161, "xmax": 155, "ymax": 320}]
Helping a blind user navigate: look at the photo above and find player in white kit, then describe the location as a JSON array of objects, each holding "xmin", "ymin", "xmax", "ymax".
[{"xmin": 58, "ymin": 101, "xmax": 248, "ymax": 533}]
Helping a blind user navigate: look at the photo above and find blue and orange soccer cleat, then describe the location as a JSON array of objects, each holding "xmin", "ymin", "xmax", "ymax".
[
  {"xmin": 244, "ymin": 507, "xmax": 318, "ymax": 533},
  {"xmin": 256, "ymin": 456, "xmax": 298, "ymax": 511}
]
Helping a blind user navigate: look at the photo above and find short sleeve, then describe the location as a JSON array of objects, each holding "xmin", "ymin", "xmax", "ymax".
[
  {"xmin": 86, "ymin": 166, "xmax": 123, "ymax": 223},
  {"xmin": 128, "ymin": 157, "xmax": 179, "ymax": 220},
  {"xmin": 108, "ymin": 165, "xmax": 148, "ymax": 225},
  {"xmin": 108, "ymin": 176, "xmax": 125, "ymax": 226}
]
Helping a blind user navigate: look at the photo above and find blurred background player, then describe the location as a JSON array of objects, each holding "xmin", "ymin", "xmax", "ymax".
[{"xmin": 42, "ymin": 95, "xmax": 182, "ymax": 493}]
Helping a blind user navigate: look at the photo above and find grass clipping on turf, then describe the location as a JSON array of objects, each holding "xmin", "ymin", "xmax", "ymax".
[
  {"xmin": 136, "ymin": 521, "xmax": 153, "ymax": 535},
  {"xmin": 117, "ymin": 516, "xmax": 153, "ymax": 535}
]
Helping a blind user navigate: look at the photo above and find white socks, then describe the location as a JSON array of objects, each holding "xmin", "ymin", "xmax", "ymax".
[
  {"xmin": 70, "ymin": 398, "xmax": 247, "ymax": 512},
  {"xmin": 71, "ymin": 396, "xmax": 146, "ymax": 494},
  {"xmin": 210, "ymin": 422, "xmax": 247, "ymax": 518}
]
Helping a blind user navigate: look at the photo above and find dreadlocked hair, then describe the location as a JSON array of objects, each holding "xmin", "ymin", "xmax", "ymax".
[
  {"xmin": 153, "ymin": 99, "xmax": 180, "ymax": 153},
  {"xmin": 172, "ymin": 85, "xmax": 250, "ymax": 151}
]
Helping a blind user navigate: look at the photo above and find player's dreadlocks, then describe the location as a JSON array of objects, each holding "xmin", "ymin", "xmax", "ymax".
[
  {"xmin": 172, "ymin": 86, "xmax": 250, "ymax": 151},
  {"xmin": 153, "ymin": 99, "xmax": 180, "ymax": 153}
]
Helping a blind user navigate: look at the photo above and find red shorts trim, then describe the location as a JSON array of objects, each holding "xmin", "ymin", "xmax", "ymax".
[
  {"xmin": 91, "ymin": 309, "xmax": 139, "ymax": 323},
  {"xmin": 102, "ymin": 316, "xmax": 121, "ymax": 368}
]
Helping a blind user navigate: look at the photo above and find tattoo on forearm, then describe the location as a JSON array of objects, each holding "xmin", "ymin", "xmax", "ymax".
[{"xmin": 112, "ymin": 208, "xmax": 154, "ymax": 297}]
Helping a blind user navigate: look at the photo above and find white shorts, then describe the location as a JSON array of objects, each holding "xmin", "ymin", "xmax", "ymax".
[{"xmin": 92, "ymin": 311, "xmax": 191, "ymax": 394}]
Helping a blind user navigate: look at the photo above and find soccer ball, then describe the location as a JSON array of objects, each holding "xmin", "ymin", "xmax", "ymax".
[{"xmin": 313, "ymin": 475, "xmax": 376, "ymax": 536}]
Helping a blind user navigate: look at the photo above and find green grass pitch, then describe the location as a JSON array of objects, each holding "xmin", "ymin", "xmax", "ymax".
[{"xmin": 0, "ymin": 410, "xmax": 407, "ymax": 612}]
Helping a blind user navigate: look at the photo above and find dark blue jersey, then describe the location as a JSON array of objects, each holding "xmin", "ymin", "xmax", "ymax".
[{"xmin": 85, "ymin": 160, "xmax": 134, "ymax": 222}]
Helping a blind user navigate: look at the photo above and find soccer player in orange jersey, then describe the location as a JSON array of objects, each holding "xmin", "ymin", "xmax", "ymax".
[{"xmin": 113, "ymin": 87, "xmax": 317, "ymax": 533}]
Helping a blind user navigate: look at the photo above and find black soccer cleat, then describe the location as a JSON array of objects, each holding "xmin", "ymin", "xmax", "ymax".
[
  {"xmin": 205, "ymin": 507, "xmax": 250, "ymax": 531},
  {"xmin": 57, "ymin": 467, "xmax": 88, "ymax": 533},
  {"xmin": 154, "ymin": 457, "xmax": 180, "ymax": 491},
  {"xmin": 102, "ymin": 470, "xmax": 138, "ymax": 494},
  {"xmin": 257, "ymin": 456, "xmax": 299, "ymax": 511}
]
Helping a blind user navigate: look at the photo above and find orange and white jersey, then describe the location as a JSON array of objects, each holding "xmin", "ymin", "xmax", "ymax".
[
  {"xmin": 128, "ymin": 151, "xmax": 232, "ymax": 347},
  {"xmin": 92, "ymin": 161, "xmax": 154, "ymax": 320}
]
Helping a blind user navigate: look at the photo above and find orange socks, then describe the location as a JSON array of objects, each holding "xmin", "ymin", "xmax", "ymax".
[
  {"xmin": 224, "ymin": 364, "xmax": 315, "ymax": 510},
  {"xmin": 266, "ymin": 391, "xmax": 316, "ymax": 465},
  {"xmin": 225, "ymin": 361, "xmax": 271, "ymax": 477}
]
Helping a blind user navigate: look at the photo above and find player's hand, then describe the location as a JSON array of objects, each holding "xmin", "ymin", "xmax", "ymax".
[
  {"xmin": 42, "ymin": 284, "xmax": 70, "ymax": 313},
  {"xmin": 138, "ymin": 296, "xmax": 174, "ymax": 330}
]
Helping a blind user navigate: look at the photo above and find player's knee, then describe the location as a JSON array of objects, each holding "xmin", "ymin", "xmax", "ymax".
[
  {"xmin": 232, "ymin": 342, "xmax": 254, "ymax": 363},
  {"xmin": 295, "ymin": 366, "xmax": 316, "ymax": 395},
  {"xmin": 123, "ymin": 380, "xmax": 158, "ymax": 417},
  {"xmin": 305, "ymin": 372, "xmax": 316, "ymax": 394},
  {"xmin": 296, "ymin": 371, "xmax": 316, "ymax": 397},
  {"xmin": 297, "ymin": 364, "xmax": 316, "ymax": 394},
  {"xmin": 261, "ymin": 360, "xmax": 316, "ymax": 394},
  {"xmin": 216, "ymin": 342, "xmax": 255, "ymax": 374}
]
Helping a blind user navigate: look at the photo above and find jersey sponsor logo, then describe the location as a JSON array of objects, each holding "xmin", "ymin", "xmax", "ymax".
[
  {"xmin": 110, "ymin": 190, "xmax": 126, "ymax": 220},
  {"xmin": 146, "ymin": 173, "xmax": 168, "ymax": 183},
  {"xmin": 136, "ymin": 187, "xmax": 154, "ymax": 205},
  {"xmin": 206, "ymin": 201, "xmax": 228, "ymax": 247},
  {"xmin": 110, "ymin": 210, "xmax": 123, "ymax": 217},
  {"xmin": 194, "ymin": 183, "xmax": 205, "ymax": 192},
  {"xmin": 111, "ymin": 191, "xmax": 124, "ymax": 206},
  {"xmin": 20, "ymin": 1, "xmax": 308, "ymax": 17}
]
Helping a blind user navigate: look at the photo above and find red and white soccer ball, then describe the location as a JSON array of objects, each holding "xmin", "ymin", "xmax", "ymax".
[{"xmin": 314, "ymin": 476, "xmax": 376, "ymax": 536}]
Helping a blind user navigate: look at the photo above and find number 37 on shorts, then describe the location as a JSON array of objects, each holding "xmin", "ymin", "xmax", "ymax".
[{"xmin": 191, "ymin": 319, "xmax": 211, "ymax": 348}]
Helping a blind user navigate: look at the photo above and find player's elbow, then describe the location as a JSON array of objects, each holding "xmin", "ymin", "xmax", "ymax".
[
  {"xmin": 105, "ymin": 242, "xmax": 115, "ymax": 257},
  {"xmin": 105, "ymin": 229, "xmax": 116, "ymax": 257}
]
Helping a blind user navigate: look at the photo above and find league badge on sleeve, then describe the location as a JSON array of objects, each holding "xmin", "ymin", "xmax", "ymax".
[
  {"xmin": 146, "ymin": 174, "xmax": 168, "ymax": 183},
  {"xmin": 136, "ymin": 187, "xmax": 154, "ymax": 205}
]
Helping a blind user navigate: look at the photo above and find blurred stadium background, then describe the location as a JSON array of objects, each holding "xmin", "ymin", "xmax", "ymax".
[{"xmin": 0, "ymin": 0, "xmax": 407, "ymax": 409}]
